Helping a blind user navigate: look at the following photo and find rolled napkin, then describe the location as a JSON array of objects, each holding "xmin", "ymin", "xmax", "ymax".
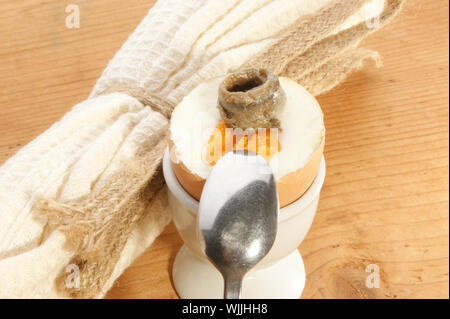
[
  {"xmin": 0, "ymin": 0, "xmax": 403, "ymax": 298},
  {"xmin": 0, "ymin": 93, "xmax": 169, "ymax": 298}
]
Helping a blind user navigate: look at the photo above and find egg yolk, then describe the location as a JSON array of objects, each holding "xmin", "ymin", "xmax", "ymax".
[{"xmin": 204, "ymin": 121, "xmax": 281, "ymax": 165}]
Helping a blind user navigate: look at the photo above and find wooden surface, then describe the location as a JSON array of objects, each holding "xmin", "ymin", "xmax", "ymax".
[{"xmin": 0, "ymin": 0, "xmax": 448, "ymax": 299}]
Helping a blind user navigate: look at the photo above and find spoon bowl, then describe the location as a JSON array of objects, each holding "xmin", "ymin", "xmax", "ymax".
[{"xmin": 198, "ymin": 150, "xmax": 279, "ymax": 299}]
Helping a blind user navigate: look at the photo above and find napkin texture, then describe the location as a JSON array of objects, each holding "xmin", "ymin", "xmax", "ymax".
[{"xmin": 0, "ymin": 0, "xmax": 402, "ymax": 298}]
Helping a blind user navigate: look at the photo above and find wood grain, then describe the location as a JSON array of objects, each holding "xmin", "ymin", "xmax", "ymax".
[{"xmin": 0, "ymin": 0, "xmax": 448, "ymax": 299}]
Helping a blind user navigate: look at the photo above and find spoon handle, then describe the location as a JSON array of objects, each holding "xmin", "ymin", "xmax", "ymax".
[{"xmin": 223, "ymin": 274, "xmax": 243, "ymax": 299}]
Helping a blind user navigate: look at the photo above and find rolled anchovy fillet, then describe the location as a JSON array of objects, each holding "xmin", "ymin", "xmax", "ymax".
[{"xmin": 218, "ymin": 68, "xmax": 286, "ymax": 129}]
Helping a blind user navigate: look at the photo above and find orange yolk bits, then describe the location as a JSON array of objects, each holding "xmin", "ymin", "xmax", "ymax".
[
  {"xmin": 204, "ymin": 122, "xmax": 281, "ymax": 165},
  {"xmin": 203, "ymin": 122, "xmax": 236, "ymax": 165}
]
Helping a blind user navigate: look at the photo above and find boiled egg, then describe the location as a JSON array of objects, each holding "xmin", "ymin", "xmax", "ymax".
[{"xmin": 168, "ymin": 74, "xmax": 325, "ymax": 208}]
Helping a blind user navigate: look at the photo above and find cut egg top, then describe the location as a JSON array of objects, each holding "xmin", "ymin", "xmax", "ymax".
[
  {"xmin": 170, "ymin": 76, "xmax": 324, "ymax": 179},
  {"xmin": 169, "ymin": 76, "xmax": 325, "ymax": 207}
]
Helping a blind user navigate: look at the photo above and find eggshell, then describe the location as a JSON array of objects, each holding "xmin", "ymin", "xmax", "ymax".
[
  {"xmin": 276, "ymin": 136, "xmax": 324, "ymax": 207},
  {"xmin": 168, "ymin": 135, "xmax": 205, "ymax": 201}
]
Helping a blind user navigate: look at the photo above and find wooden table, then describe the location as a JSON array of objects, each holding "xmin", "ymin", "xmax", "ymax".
[{"xmin": 0, "ymin": 0, "xmax": 448, "ymax": 299}]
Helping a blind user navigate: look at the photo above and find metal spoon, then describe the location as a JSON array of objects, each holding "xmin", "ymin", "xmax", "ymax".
[{"xmin": 198, "ymin": 150, "xmax": 278, "ymax": 299}]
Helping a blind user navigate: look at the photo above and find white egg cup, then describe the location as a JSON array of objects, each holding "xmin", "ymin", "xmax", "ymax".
[{"xmin": 162, "ymin": 148, "xmax": 326, "ymax": 299}]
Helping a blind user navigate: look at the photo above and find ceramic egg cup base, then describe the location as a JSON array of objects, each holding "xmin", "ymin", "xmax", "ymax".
[{"xmin": 172, "ymin": 244, "xmax": 305, "ymax": 299}]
